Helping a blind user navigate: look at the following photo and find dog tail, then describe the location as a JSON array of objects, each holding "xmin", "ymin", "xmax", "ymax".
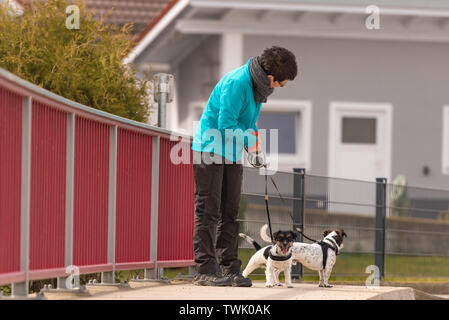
[
  {"xmin": 260, "ymin": 224, "xmax": 273, "ymax": 243},
  {"xmin": 238, "ymin": 233, "xmax": 262, "ymax": 251}
]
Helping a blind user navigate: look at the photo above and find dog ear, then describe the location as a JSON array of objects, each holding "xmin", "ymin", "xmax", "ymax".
[
  {"xmin": 288, "ymin": 231, "xmax": 297, "ymax": 240},
  {"xmin": 332, "ymin": 234, "xmax": 342, "ymax": 246},
  {"xmin": 323, "ymin": 230, "xmax": 332, "ymax": 237}
]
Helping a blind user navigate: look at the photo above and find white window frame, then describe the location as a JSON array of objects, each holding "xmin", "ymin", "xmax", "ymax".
[
  {"xmin": 189, "ymin": 99, "xmax": 312, "ymax": 171},
  {"xmin": 257, "ymin": 99, "xmax": 312, "ymax": 171},
  {"xmin": 443, "ymin": 106, "xmax": 449, "ymax": 175}
]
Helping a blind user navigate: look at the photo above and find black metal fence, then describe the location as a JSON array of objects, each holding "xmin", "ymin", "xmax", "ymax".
[{"xmin": 238, "ymin": 167, "xmax": 449, "ymax": 280}]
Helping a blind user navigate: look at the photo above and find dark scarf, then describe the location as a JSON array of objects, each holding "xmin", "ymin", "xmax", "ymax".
[{"xmin": 249, "ymin": 56, "xmax": 274, "ymax": 103}]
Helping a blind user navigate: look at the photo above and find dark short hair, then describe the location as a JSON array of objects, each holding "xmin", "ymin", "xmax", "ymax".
[{"xmin": 259, "ymin": 46, "xmax": 298, "ymax": 82}]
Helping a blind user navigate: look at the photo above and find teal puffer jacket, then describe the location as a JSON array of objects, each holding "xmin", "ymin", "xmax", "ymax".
[{"xmin": 192, "ymin": 58, "xmax": 261, "ymax": 162}]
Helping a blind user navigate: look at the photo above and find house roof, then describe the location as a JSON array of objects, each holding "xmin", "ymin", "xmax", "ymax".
[
  {"xmin": 16, "ymin": 0, "xmax": 174, "ymax": 35},
  {"xmin": 84, "ymin": 0, "xmax": 174, "ymax": 35},
  {"xmin": 125, "ymin": 0, "xmax": 449, "ymax": 65},
  {"xmin": 191, "ymin": 0, "xmax": 449, "ymax": 11}
]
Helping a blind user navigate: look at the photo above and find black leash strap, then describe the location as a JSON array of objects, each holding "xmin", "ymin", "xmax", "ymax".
[
  {"xmin": 268, "ymin": 174, "xmax": 294, "ymax": 222},
  {"xmin": 244, "ymin": 146, "xmax": 287, "ymax": 243},
  {"xmin": 264, "ymin": 166, "xmax": 274, "ymax": 242},
  {"xmin": 295, "ymin": 228, "xmax": 318, "ymax": 243}
]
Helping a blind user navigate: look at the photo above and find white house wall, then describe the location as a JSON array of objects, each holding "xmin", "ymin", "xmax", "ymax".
[
  {"xmin": 156, "ymin": 30, "xmax": 449, "ymax": 189},
  {"xmin": 177, "ymin": 35, "xmax": 221, "ymax": 133}
]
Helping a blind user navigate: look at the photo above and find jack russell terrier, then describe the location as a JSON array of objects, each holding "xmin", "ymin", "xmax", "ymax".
[
  {"xmin": 241, "ymin": 224, "xmax": 347, "ymax": 288},
  {"xmin": 239, "ymin": 225, "xmax": 297, "ymax": 288}
]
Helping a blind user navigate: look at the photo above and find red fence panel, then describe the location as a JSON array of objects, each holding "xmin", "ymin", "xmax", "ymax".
[
  {"xmin": 115, "ymin": 128, "xmax": 153, "ymax": 266},
  {"xmin": 0, "ymin": 88, "xmax": 22, "ymax": 277},
  {"xmin": 1, "ymin": 68, "xmax": 198, "ymax": 286},
  {"xmin": 73, "ymin": 117, "xmax": 109, "ymax": 267},
  {"xmin": 157, "ymin": 138, "xmax": 195, "ymax": 265},
  {"xmin": 29, "ymin": 101, "xmax": 66, "ymax": 271}
]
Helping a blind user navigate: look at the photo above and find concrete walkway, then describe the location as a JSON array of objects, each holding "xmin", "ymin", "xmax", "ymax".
[{"xmin": 42, "ymin": 280, "xmax": 417, "ymax": 300}]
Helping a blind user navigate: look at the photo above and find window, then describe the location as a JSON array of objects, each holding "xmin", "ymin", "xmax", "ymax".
[
  {"xmin": 341, "ymin": 117, "xmax": 377, "ymax": 144},
  {"xmin": 443, "ymin": 106, "xmax": 449, "ymax": 175},
  {"xmin": 256, "ymin": 100, "xmax": 312, "ymax": 171},
  {"xmin": 257, "ymin": 112, "xmax": 298, "ymax": 154}
]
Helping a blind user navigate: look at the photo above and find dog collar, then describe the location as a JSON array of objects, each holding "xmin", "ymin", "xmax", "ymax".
[
  {"xmin": 269, "ymin": 252, "xmax": 292, "ymax": 261},
  {"xmin": 263, "ymin": 246, "xmax": 292, "ymax": 261},
  {"xmin": 319, "ymin": 240, "xmax": 339, "ymax": 255},
  {"xmin": 322, "ymin": 239, "xmax": 339, "ymax": 255},
  {"xmin": 317, "ymin": 240, "xmax": 339, "ymax": 270}
]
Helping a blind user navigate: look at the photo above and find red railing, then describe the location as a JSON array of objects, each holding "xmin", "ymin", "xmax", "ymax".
[
  {"xmin": 157, "ymin": 138, "xmax": 195, "ymax": 267},
  {"xmin": 73, "ymin": 117, "xmax": 110, "ymax": 269},
  {"xmin": 0, "ymin": 68, "xmax": 195, "ymax": 294},
  {"xmin": 115, "ymin": 128, "xmax": 153, "ymax": 269},
  {"xmin": 0, "ymin": 87, "xmax": 22, "ymax": 281}
]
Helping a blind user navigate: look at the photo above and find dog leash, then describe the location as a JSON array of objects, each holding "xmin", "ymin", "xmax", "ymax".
[
  {"xmin": 264, "ymin": 165, "xmax": 274, "ymax": 242},
  {"xmin": 244, "ymin": 146, "xmax": 296, "ymax": 242},
  {"xmin": 295, "ymin": 228, "xmax": 318, "ymax": 243},
  {"xmin": 244, "ymin": 146, "xmax": 274, "ymax": 242}
]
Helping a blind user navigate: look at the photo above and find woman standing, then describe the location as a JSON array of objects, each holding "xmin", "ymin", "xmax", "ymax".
[{"xmin": 191, "ymin": 46, "xmax": 298, "ymax": 287}]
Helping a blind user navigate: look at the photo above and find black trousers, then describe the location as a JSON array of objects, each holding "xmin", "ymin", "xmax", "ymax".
[{"xmin": 192, "ymin": 152, "xmax": 243, "ymax": 275}]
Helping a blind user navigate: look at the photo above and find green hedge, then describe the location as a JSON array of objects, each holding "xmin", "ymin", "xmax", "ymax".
[{"xmin": 0, "ymin": 0, "xmax": 151, "ymax": 122}]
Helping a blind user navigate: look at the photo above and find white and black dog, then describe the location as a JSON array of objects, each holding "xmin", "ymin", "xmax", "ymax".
[
  {"xmin": 241, "ymin": 225, "xmax": 347, "ymax": 288},
  {"xmin": 239, "ymin": 225, "xmax": 297, "ymax": 288}
]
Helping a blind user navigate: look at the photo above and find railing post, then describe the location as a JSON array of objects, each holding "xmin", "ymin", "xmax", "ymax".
[
  {"xmin": 12, "ymin": 96, "xmax": 32, "ymax": 298},
  {"xmin": 292, "ymin": 168, "xmax": 306, "ymax": 280},
  {"xmin": 375, "ymin": 177, "xmax": 387, "ymax": 280},
  {"xmin": 144, "ymin": 135, "xmax": 161, "ymax": 280},
  {"xmin": 57, "ymin": 113, "xmax": 75, "ymax": 290},
  {"xmin": 103, "ymin": 125, "xmax": 118, "ymax": 284}
]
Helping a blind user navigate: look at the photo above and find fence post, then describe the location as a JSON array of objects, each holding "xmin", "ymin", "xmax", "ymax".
[
  {"xmin": 11, "ymin": 96, "xmax": 32, "ymax": 298},
  {"xmin": 375, "ymin": 177, "xmax": 387, "ymax": 280},
  {"xmin": 103, "ymin": 125, "xmax": 118, "ymax": 284},
  {"xmin": 292, "ymin": 168, "xmax": 306, "ymax": 280},
  {"xmin": 145, "ymin": 135, "xmax": 161, "ymax": 280},
  {"xmin": 57, "ymin": 113, "xmax": 75, "ymax": 290}
]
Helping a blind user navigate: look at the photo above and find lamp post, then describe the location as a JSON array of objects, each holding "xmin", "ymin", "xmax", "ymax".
[{"xmin": 153, "ymin": 73, "xmax": 174, "ymax": 128}]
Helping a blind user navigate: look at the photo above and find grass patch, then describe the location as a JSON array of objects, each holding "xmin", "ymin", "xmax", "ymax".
[{"xmin": 238, "ymin": 248, "xmax": 449, "ymax": 282}]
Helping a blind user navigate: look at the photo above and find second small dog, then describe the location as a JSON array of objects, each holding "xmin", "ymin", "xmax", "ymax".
[{"xmin": 239, "ymin": 225, "xmax": 297, "ymax": 288}]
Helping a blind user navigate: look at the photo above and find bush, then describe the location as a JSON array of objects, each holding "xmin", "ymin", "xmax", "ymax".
[{"xmin": 0, "ymin": 0, "xmax": 151, "ymax": 122}]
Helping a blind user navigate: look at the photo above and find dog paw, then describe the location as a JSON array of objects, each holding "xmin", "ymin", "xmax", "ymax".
[
  {"xmin": 287, "ymin": 284, "xmax": 294, "ymax": 288},
  {"xmin": 324, "ymin": 284, "xmax": 333, "ymax": 288},
  {"xmin": 275, "ymin": 283, "xmax": 283, "ymax": 287},
  {"xmin": 265, "ymin": 284, "xmax": 274, "ymax": 288}
]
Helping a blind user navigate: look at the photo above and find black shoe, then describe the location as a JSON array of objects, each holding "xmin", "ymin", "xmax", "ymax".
[
  {"xmin": 226, "ymin": 273, "xmax": 252, "ymax": 287},
  {"xmin": 193, "ymin": 272, "xmax": 232, "ymax": 287}
]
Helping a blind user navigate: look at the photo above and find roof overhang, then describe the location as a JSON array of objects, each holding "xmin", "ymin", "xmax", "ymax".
[{"xmin": 125, "ymin": 0, "xmax": 449, "ymax": 65}]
